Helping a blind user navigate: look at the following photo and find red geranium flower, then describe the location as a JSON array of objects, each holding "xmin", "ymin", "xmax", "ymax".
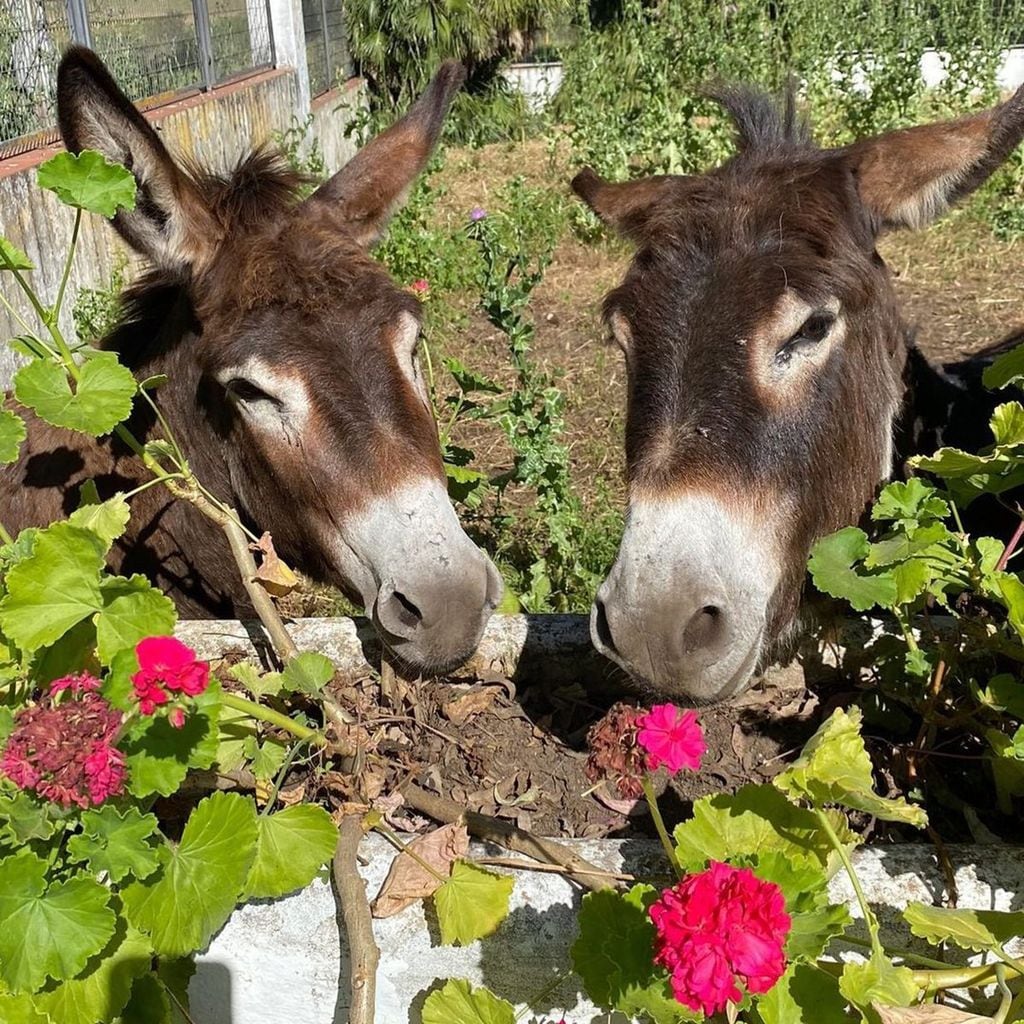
[
  {"xmin": 650, "ymin": 861, "xmax": 790, "ymax": 1016},
  {"xmin": 636, "ymin": 703, "xmax": 705, "ymax": 774},
  {"xmin": 0, "ymin": 689, "xmax": 126, "ymax": 808},
  {"xmin": 132, "ymin": 637, "xmax": 209, "ymax": 718}
]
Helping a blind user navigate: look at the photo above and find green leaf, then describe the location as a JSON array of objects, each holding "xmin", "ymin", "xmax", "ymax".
[
  {"xmin": 121, "ymin": 792, "xmax": 259, "ymax": 957},
  {"xmin": 808, "ymin": 527, "xmax": 898, "ymax": 611},
  {"xmin": 229, "ymin": 661, "xmax": 283, "ymax": 698},
  {"xmin": 673, "ymin": 784, "xmax": 856, "ymax": 876},
  {"xmin": 0, "ymin": 791, "xmax": 65, "ymax": 846},
  {"xmin": 280, "ymin": 652, "xmax": 334, "ymax": 695},
  {"xmin": 120, "ymin": 973, "xmax": 171, "ymax": 1024},
  {"xmin": 95, "ymin": 574, "xmax": 176, "ymax": 664},
  {"xmin": 890, "ymin": 560, "xmax": 934, "ymax": 605},
  {"xmin": 37, "ymin": 151, "xmax": 137, "ymax": 217},
  {"xmin": 434, "ymin": 860, "xmax": 514, "ymax": 946},
  {"xmin": 0, "ymin": 237, "xmax": 33, "ymax": 271},
  {"xmin": 67, "ymin": 805, "xmax": 162, "ymax": 883},
  {"xmin": 32, "ymin": 921, "xmax": 151, "ymax": 1024},
  {"xmin": 445, "ymin": 357, "xmax": 502, "ymax": 394},
  {"xmin": 243, "ymin": 805, "xmax": 337, "ymax": 899},
  {"xmin": 0, "ymin": 409, "xmax": 26, "ymax": 464},
  {"xmin": 755, "ymin": 962, "xmax": 849, "ymax": 1024},
  {"xmin": 68, "ymin": 494, "xmax": 130, "ymax": 548},
  {"xmin": 0, "ymin": 522, "xmax": 105, "ymax": 651},
  {"xmin": 978, "ymin": 674, "xmax": 1024, "ymax": 718},
  {"xmin": 990, "ymin": 401, "xmax": 1024, "ymax": 446},
  {"xmin": 838, "ymin": 954, "xmax": 917, "ymax": 1013},
  {"xmin": 871, "ymin": 480, "xmax": 949, "ymax": 527},
  {"xmin": 996, "ymin": 573, "xmax": 1024, "ymax": 641},
  {"xmin": 244, "ymin": 735, "xmax": 289, "ymax": 782},
  {"xmin": 571, "ymin": 885, "xmax": 698, "ymax": 1022},
  {"xmin": 121, "ymin": 682, "xmax": 221, "ymax": 798},
  {"xmin": 0, "ymin": 850, "xmax": 116, "ymax": 994},
  {"xmin": 421, "ymin": 979, "xmax": 515, "ymax": 1024},
  {"xmin": 214, "ymin": 700, "xmax": 258, "ymax": 772},
  {"xmin": 903, "ymin": 903, "xmax": 1024, "ymax": 953},
  {"xmin": 786, "ymin": 903, "xmax": 852, "ymax": 963},
  {"xmin": 983, "ymin": 340, "xmax": 1024, "ymax": 390},
  {"xmin": 14, "ymin": 353, "xmax": 137, "ymax": 437},
  {"xmin": 774, "ymin": 708, "xmax": 928, "ymax": 826}
]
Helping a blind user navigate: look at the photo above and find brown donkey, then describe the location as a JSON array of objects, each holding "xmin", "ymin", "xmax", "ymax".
[
  {"xmin": 2, "ymin": 48, "xmax": 503, "ymax": 673},
  {"xmin": 576, "ymin": 84, "xmax": 1024, "ymax": 702}
]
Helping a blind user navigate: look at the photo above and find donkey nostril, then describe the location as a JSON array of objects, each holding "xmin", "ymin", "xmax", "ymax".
[
  {"xmin": 388, "ymin": 589, "xmax": 423, "ymax": 631},
  {"xmin": 682, "ymin": 604, "xmax": 726, "ymax": 653},
  {"xmin": 593, "ymin": 597, "xmax": 619, "ymax": 656}
]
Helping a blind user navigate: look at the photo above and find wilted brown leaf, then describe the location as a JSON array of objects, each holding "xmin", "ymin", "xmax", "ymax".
[
  {"xmin": 372, "ymin": 822, "xmax": 469, "ymax": 918},
  {"xmin": 874, "ymin": 1005, "xmax": 993, "ymax": 1023},
  {"xmin": 251, "ymin": 531, "xmax": 299, "ymax": 596},
  {"xmin": 442, "ymin": 687, "xmax": 498, "ymax": 726}
]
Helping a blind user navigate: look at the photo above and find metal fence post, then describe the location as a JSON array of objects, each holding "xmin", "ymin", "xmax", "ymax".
[
  {"xmin": 191, "ymin": 0, "xmax": 217, "ymax": 90},
  {"xmin": 264, "ymin": 0, "xmax": 277, "ymax": 66},
  {"xmin": 319, "ymin": 0, "xmax": 331, "ymax": 92},
  {"xmin": 66, "ymin": 0, "xmax": 93, "ymax": 48}
]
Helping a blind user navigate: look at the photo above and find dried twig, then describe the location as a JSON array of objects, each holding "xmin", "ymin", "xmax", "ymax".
[
  {"xmin": 475, "ymin": 855, "xmax": 635, "ymax": 882},
  {"xmin": 333, "ymin": 815, "xmax": 379, "ymax": 1024},
  {"xmin": 401, "ymin": 781, "xmax": 617, "ymax": 892}
]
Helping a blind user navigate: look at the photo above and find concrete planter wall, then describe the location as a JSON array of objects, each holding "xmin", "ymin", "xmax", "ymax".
[{"xmin": 188, "ymin": 834, "xmax": 1024, "ymax": 1024}]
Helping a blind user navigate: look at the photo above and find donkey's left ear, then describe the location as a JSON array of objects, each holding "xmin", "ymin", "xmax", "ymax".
[
  {"xmin": 844, "ymin": 85, "xmax": 1024, "ymax": 232},
  {"xmin": 307, "ymin": 62, "xmax": 465, "ymax": 246}
]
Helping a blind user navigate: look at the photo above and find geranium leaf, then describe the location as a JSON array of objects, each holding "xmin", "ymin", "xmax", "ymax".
[
  {"xmin": 0, "ymin": 790, "xmax": 65, "ymax": 845},
  {"xmin": 244, "ymin": 735, "xmax": 289, "ymax": 783},
  {"xmin": 808, "ymin": 527, "xmax": 898, "ymax": 611},
  {"xmin": 755, "ymin": 962, "xmax": 849, "ymax": 1023},
  {"xmin": 280, "ymin": 652, "xmax": 334, "ymax": 695},
  {"xmin": 0, "ymin": 238, "xmax": 33, "ymax": 271},
  {"xmin": 14, "ymin": 353, "xmax": 136, "ymax": 437},
  {"xmin": 243, "ymin": 805, "xmax": 337, "ymax": 900},
  {"xmin": 95, "ymin": 574, "xmax": 176, "ymax": 665},
  {"xmin": 32, "ymin": 921, "xmax": 151, "ymax": 1024},
  {"xmin": 67, "ymin": 805, "xmax": 162, "ymax": 883},
  {"xmin": 434, "ymin": 860, "xmax": 513, "ymax": 946},
  {"xmin": 121, "ymin": 682, "xmax": 221, "ymax": 798},
  {"xmin": 422, "ymin": 979, "xmax": 515, "ymax": 1024},
  {"xmin": 786, "ymin": 903, "xmax": 852, "ymax": 963},
  {"xmin": 229, "ymin": 661, "xmax": 283, "ymax": 698},
  {"xmin": 37, "ymin": 151, "xmax": 137, "ymax": 217},
  {"xmin": 903, "ymin": 903, "xmax": 1024, "ymax": 954},
  {"xmin": 839, "ymin": 954, "xmax": 917, "ymax": 1013},
  {"xmin": 68, "ymin": 494, "xmax": 131, "ymax": 549},
  {"xmin": 119, "ymin": 973, "xmax": 171, "ymax": 1024},
  {"xmin": 121, "ymin": 791, "xmax": 259, "ymax": 957},
  {"xmin": 0, "ymin": 522, "xmax": 105, "ymax": 651},
  {"xmin": 0, "ymin": 850, "xmax": 116, "ymax": 994},
  {"xmin": 572, "ymin": 885, "xmax": 698, "ymax": 1022},
  {"xmin": 984, "ymin": 340, "xmax": 1024, "ymax": 390},
  {"xmin": 774, "ymin": 708, "xmax": 928, "ymax": 826},
  {"xmin": 870, "ymin": 479, "xmax": 950, "ymax": 527},
  {"xmin": 0, "ymin": 409, "xmax": 26, "ymax": 464}
]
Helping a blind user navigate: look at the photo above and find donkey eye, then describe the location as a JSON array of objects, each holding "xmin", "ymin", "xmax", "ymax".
[
  {"xmin": 226, "ymin": 378, "xmax": 279, "ymax": 405},
  {"xmin": 775, "ymin": 310, "xmax": 836, "ymax": 364}
]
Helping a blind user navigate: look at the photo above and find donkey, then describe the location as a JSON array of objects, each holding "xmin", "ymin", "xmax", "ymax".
[
  {"xmin": 1, "ymin": 48, "xmax": 503, "ymax": 673},
  {"xmin": 575, "ymin": 83, "xmax": 1024, "ymax": 702}
]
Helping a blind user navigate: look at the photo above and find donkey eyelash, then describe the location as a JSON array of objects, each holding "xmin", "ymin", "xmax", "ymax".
[
  {"xmin": 225, "ymin": 378, "xmax": 280, "ymax": 405},
  {"xmin": 775, "ymin": 310, "xmax": 836, "ymax": 363}
]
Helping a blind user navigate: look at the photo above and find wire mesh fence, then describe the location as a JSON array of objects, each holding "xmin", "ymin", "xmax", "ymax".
[
  {"xmin": 1, "ymin": 0, "xmax": 278, "ymax": 158},
  {"xmin": 302, "ymin": 0, "xmax": 351, "ymax": 98}
]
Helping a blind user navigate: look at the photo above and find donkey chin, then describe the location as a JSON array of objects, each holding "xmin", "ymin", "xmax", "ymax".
[
  {"xmin": 589, "ymin": 491, "xmax": 782, "ymax": 705},
  {"xmin": 328, "ymin": 478, "xmax": 504, "ymax": 675}
]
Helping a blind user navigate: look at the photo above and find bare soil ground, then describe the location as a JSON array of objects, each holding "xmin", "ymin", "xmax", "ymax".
[{"xmin": 287, "ymin": 139, "xmax": 1024, "ymax": 841}]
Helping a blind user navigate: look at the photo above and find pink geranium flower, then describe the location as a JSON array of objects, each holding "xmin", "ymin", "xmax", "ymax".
[
  {"xmin": 650, "ymin": 861, "xmax": 790, "ymax": 1016},
  {"xmin": 132, "ymin": 637, "xmax": 209, "ymax": 719},
  {"xmin": 637, "ymin": 703, "xmax": 705, "ymax": 773}
]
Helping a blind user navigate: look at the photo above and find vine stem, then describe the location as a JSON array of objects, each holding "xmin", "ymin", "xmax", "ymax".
[
  {"xmin": 642, "ymin": 775, "xmax": 683, "ymax": 880},
  {"xmin": 996, "ymin": 515, "xmax": 1024, "ymax": 572},
  {"xmin": 220, "ymin": 691, "xmax": 326, "ymax": 745},
  {"xmin": 813, "ymin": 808, "xmax": 884, "ymax": 961}
]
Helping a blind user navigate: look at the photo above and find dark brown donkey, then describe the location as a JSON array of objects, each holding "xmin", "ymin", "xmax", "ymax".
[
  {"xmin": 2, "ymin": 48, "xmax": 503, "ymax": 672},
  {"xmin": 576, "ymin": 83, "xmax": 1024, "ymax": 702}
]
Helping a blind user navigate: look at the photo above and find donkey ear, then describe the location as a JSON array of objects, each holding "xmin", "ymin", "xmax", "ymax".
[
  {"xmin": 844, "ymin": 85, "xmax": 1024, "ymax": 232},
  {"xmin": 571, "ymin": 168, "xmax": 682, "ymax": 241},
  {"xmin": 57, "ymin": 46, "xmax": 205, "ymax": 270},
  {"xmin": 308, "ymin": 62, "xmax": 465, "ymax": 247}
]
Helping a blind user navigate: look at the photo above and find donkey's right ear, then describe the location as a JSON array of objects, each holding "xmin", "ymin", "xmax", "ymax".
[
  {"xmin": 57, "ymin": 47, "xmax": 205, "ymax": 271},
  {"xmin": 570, "ymin": 168, "xmax": 683, "ymax": 242}
]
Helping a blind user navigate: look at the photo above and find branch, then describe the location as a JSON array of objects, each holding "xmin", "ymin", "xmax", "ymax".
[
  {"xmin": 401, "ymin": 781, "xmax": 616, "ymax": 892},
  {"xmin": 333, "ymin": 815, "xmax": 379, "ymax": 1024}
]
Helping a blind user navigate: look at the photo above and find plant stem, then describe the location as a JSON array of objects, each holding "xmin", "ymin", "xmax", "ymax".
[
  {"xmin": 220, "ymin": 691, "xmax": 326, "ymax": 745},
  {"xmin": 840, "ymin": 933, "xmax": 953, "ymax": 970},
  {"xmin": 52, "ymin": 208, "xmax": 81, "ymax": 322},
  {"xmin": 259, "ymin": 739, "xmax": 308, "ymax": 817},
  {"xmin": 0, "ymin": 519, "xmax": 12, "ymax": 546},
  {"xmin": 333, "ymin": 815, "xmax": 379, "ymax": 1024},
  {"xmin": 814, "ymin": 808, "xmax": 883, "ymax": 960},
  {"xmin": 372, "ymin": 821, "xmax": 449, "ymax": 884},
  {"xmin": 641, "ymin": 775, "xmax": 682, "ymax": 879},
  {"xmin": 997, "ymin": 515, "xmax": 1024, "ymax": 572}
]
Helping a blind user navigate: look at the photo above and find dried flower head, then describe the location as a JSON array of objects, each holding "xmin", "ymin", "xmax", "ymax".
[
  {"xmin": 650, "ymin": 861, "xmax": 790, "ymax": 1016},
  {"xmin": 585, "ymin": 702, "xmax": 646, "ymax": 799},
  {"xmin": 0, "ymin": 688, "xmax": 125, "ymax": 808}
]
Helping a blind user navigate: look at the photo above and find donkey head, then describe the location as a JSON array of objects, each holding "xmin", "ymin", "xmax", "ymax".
[
  {"xmin": 576, "ymin": 84, "xmax": 1024, "ymax": 702},
  {"xmin": 57, "ymin": 48, "xmax": 503, "ymax": 671}
]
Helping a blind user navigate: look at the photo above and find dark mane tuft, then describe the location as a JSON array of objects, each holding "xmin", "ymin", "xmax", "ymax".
[
  {"xmin": 706, "ymin": 81, "xmax": 812, "ymax": 154},
  {"xmin": 187, "ymin": 146, "xmax": 310, "ymax": 230}
]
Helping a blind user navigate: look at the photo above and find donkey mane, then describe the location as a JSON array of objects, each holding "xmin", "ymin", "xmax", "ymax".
[{"xmin": 709, "ymin": 82, "xmax": 813, "ymax": 155}]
